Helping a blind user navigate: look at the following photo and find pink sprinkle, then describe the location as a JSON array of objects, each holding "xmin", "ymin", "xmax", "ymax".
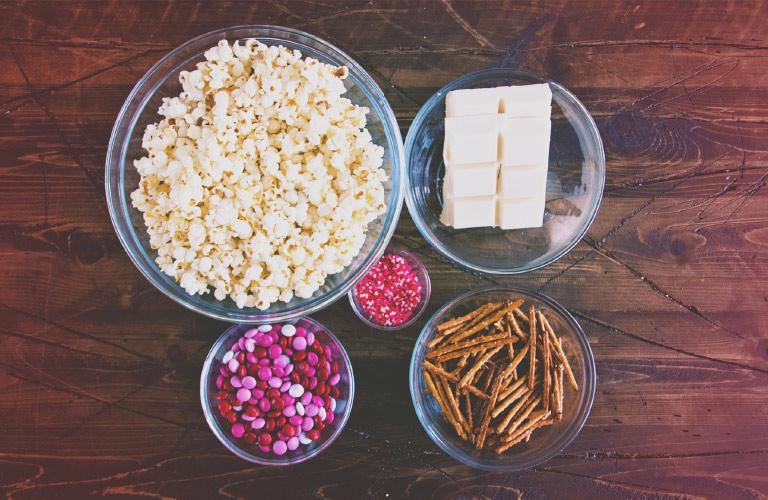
[{"xmin": 353, "ymin": 253, "xmax": 422, "ymax": 327}]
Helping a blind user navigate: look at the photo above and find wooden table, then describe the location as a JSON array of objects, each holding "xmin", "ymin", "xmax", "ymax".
[{"xmin": 2, "ymin": 1, "xmax": 767, "ymax": 498}]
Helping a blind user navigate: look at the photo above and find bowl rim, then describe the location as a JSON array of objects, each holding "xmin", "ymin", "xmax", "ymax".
[
  {"xmin": 403, "ymin": 67, "xmax": 606, "ymax": 275},
  {"xmin": 347, "ymin": 245, "xmax": 432, "ymax": 331},
  {"xmin": 408, "ymin": 285, "xmax": 596, "ymax": 471},
  {"xmin": 105, "ymin": 25, "xmax": 405, "ymax": 323},
  {"xmin": 199, "ymin": 316, "xmax": 355, "ymax": 465}
]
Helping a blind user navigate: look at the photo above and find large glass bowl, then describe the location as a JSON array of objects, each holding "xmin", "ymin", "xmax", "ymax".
[
  {"xmin": 409, "ymin": 287, "xmax": 596, "ymax": 471},
  {"xmin": 405, "ymin": 68, "xmax": 605, "ymax": 274},
  {"xmin": 105, "ymin": 26, "xmax": 405, "ymax": 322},
  {"xmin": 200, "ymin": 317, "xmax": 354, "ymax": 465}
]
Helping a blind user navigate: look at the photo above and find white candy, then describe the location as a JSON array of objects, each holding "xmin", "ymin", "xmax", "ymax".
[
  {"xmin": 288, "ymin": 384, "xmax": 305, "ymax": 398},
  {"xmin": 281, "ymin": 324, "xmax": 297, "ymax": 337},
  {"xmin": 258, "ymin": 324, "xmax": 272, "ymax": 332}
]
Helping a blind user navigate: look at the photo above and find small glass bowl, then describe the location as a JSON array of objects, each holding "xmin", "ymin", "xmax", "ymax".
[
  {"xmin": 348, "ymin": 246, "xmax": 431, "ymax": 331},
  {"xmin": 409, "ymin": 286, "xmax": 596, "ymax": 471},
  {"xmin": 105, "ymin": 25, "xmax": 405, "ymax": 322},
  {"xmin": 404, "ymin": 68, "xmax": 605, "ymax": 275},
  {"xmin": 200, "ymin": 317, "xmax": 354, "ymax": 465}
]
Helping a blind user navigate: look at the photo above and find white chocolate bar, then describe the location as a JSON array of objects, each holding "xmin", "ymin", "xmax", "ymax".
[
  {"xmin": 499, "ymin": 164, "xmax": 548, "ymax": 199},
  {"xmin": 446, "ymin": 87, "xmax": 503, "ymax": 117},
  {"xmin": 500, "ymin": 118, "xmax": 551, "ymax": 167},
  {"xmin": 496, "ymin": 197, "xmax": 546, "ymax": 230},
  {"xmin": 499, "ymin": 84, "xmax": 552, "ymax": 117},
  {"xmin": 444, "ymin": 115, "xmax": 500, "ymax": 165},
  {"xmin": 443, "ymin": 162, "xmax": 499, "ymax": 198},
  {"xmin": 440, "ymin": 196, "xmax": 497, "ymax": 229}
]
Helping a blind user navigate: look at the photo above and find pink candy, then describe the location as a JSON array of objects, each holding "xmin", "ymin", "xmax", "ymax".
[
  {"xmin": 287, "ymin": 437, "xmax": 299, "ymax": 451},
  {"xmin": 227, "ymin": 359, "xmax": 239, "ymax": 373},
  {"xmin": 272, "ymin": 440, "xmax": 287, "ymax": 455},
  {"xmin": 293, "ymin": 336, "xmax": 307, "ymax": 351},
  {"xmin": 231, "ymin": 423, "xmax": 245, "ymax": 438},
  {"xmin": 236, "ymin": 388, "xmax": 251, "ymax": 402}
]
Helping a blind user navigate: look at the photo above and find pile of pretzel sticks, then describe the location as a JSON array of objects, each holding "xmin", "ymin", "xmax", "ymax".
[{"xmin": 421, "ymin": 299, "xmax": 578, "ymax": 453}]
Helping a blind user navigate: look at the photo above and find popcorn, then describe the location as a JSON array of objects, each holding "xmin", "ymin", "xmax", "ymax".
[{"xmin": 131, "ymin": 40, "xmax": 386, "ymax": 309}]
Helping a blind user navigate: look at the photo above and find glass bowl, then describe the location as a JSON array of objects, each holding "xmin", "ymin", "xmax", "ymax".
[
  {"xmin": 105, "ymin": 25, "xmax": 405, "ymax": 322},
  {"xmin": 409, "ymin": 286, "xmax": 596, "ymax": 471},
  {"xmin": 404, "ymin": 68, "xmax": 605, "ymax": 274},
  {"xmin": 200, "ymin": 317, "xmax": 354, "ymax": 465},
  {"xmin": 348, "ymin": 245, "xmax": 431, "ymax": 331}
]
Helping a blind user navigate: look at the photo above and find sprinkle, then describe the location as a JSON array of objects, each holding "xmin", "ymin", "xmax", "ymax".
[{"xmin": 353, "ymin": 253, "xmax": 423, "ymax": 327}]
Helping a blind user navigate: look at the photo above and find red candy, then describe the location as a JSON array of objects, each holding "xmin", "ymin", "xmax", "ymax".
[
  {"xmin": 353, "ymin": 253, "xmax": 422, "ymax": 327},
  {"xmin": 258, "ymin": 432, "xmax": 272, "ymax": 446},
  {"xmin": 244, "ymin": 432, "xmax": 258, "ymax": 444}
]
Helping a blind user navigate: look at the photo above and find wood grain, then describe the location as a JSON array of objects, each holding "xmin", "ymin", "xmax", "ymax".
[{"xmin": 2, "ymin": 0, "xmax": 768, "ymax": 498}]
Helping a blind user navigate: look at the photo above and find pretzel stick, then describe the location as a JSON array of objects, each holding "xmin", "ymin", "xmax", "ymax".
[
  {"xmin": 436, "ymin": 374, "xmax": 467, "ymax": 439},
  {"xmin": 496, "ymin": 391, "xmax": 532, "ymax": 434},
  {"xmin": 495, "ymin": 429, "xmax": 533, "ymax": 453},
  {"xmin": 426, "ymin": 332, "xmax": 509, "ymax": 359},
  {"xmin": 498, "ymin": 342, "xmax": 530, "ymax": 382},
  {"xmin": 448, "ymin": 300, "xmax": 522, "ymax": 345},
  {"xmin": 539, "ymin": 312, "xmax": 578, "ymax": 390},
  {"xmin": 476, "ymin": 375, "xmax": 503, "ymax": 449},
  {"xmin": 422, "ymin": 360, "xmax": 490, "ymax": 399},
  {"xmin": 508, "ymin": 312, "xmax": 526, "ymax": 340},
  {"xmin": 513, "ymin": 307, "xmax": 529, "ymax": 324},
  {"xmin": 433, "ymin": 344, "xmax": 494, "ymax": 362},
  {"xmin": 427, "ymin": 303, "xmax": 499, "ymax": 349},
  {"xmin": 435, "ymin": 303, "xmax": 493, "ymax": 333},
  {"xmin": 463, "ymin": 391, "xmax": 473, "ymax": 430},
  {"xmin": 433, "ymin": 338, "xmax": 516, "ymax": 363},
  {"xmin": 501, "ymin": 410, "xmax": 551, "ymax": 443},
  {"xmin": 459, "ymin": 346, "xmax": 502, "ymax": 388},
  {"xmin": 542, "ymin": 316, "xmax": 551, "ymax": 414},
  {"xmin": 556, "ymin": 365, "xmax": 564, "ymax": 420},
  {"xmin": 423, "ymin": 370, "xmax": 460, "ymax": 437},
  {"xmin": 449, "ymin": 354, "xmax": 470, "ymax": 377},
  {"xmin": 499, "ymin": 375, "xmax": 528, "ymax": 401},
  {"xmin": 527, "ymin": 305, "xmax": 537, "ymax": 390},
  {"xmin": 481, "ymin": 363, "xmax": 496, "ymax": 393},
  {"xmin": 503, "ymin": 395, "xmax": 542, "ymax": 437},
  {"xmin": 443, "ymin": 302, "xmax": 505, "ymax": 339},
  {"xmin": 492, "ymin": 382, "xmax": 529, "ymax": 418},
  {"xmin": 503, "ymin": 314, "xmax": 516, "ymax": 362},
  {"xmin": 440, "ymin": 376, "xmax": 469, "ymax": 436}
]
